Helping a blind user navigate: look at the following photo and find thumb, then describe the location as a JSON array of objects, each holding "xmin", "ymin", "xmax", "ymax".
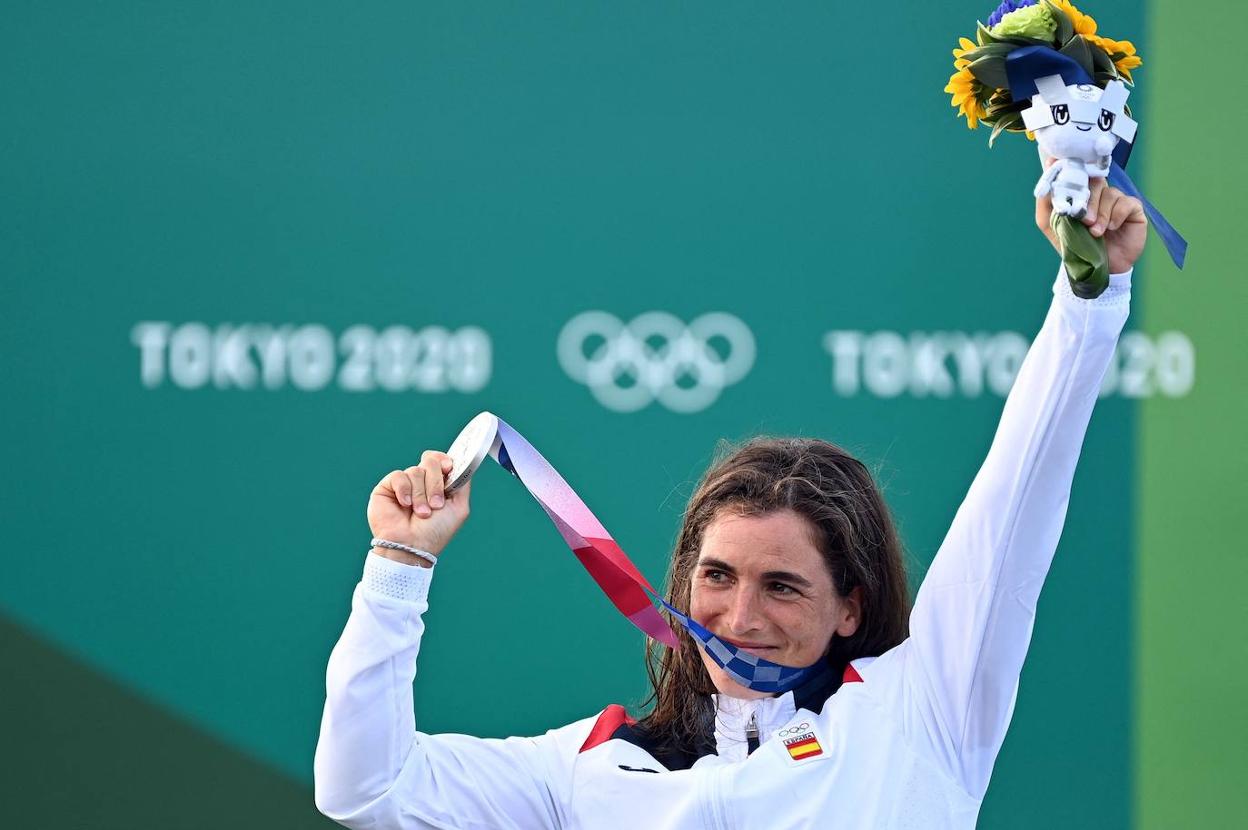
[{"xmin": 448, "ymin": 475, "xmax": 474, "ymax": 511}]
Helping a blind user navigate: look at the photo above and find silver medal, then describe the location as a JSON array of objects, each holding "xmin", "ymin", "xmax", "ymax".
[{"xmin": 444, "ymin": 411, "xmax": 500, "ymax": 493}]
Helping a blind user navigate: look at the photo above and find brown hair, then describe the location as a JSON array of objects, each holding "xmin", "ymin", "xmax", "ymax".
[{"xmin": 638, "ymin": 437, "xmax": 911, "ymax": 757}]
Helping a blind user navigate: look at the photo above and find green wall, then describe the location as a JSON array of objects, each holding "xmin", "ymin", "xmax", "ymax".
[
  {"xmin": 1136, "ymin": 1, "xmax": 1248, "ymax": 826},
  {"xmin": 2, "ymin": 2, "xmax": 1239, "ymax": 827}
]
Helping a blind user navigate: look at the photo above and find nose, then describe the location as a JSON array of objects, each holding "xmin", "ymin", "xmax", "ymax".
[{"xmin": 725, "ymin": 585, "xmax": 765, "ymax": 636}]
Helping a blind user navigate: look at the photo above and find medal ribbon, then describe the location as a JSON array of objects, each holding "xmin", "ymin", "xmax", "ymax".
[{"xmin": 489, "ymin": 417, "xmax": 818, "ymax": 694}]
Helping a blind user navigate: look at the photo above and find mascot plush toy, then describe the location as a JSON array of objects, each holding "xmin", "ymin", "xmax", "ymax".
[{"xmin": 945, "ymin": 0, "xmax": 1186, "ymax": 298}]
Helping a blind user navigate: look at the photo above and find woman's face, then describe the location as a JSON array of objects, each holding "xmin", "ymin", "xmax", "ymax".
[{"xmin": 689, "ymin": 509, "xmax": 861, "ymax": 699}]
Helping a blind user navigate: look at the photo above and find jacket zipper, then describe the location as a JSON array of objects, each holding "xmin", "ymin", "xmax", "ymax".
[{"xmin": 745, "ymin": 712, "xmax": 759, "ymax": 756}]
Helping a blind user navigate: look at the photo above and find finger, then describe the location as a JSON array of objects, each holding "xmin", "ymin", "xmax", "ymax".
[
  {"xmin": 405, "ymin": 465, "xmax": 431, "ymax": 517},
  {"xmin": 375, "ymin": 469, "xmax": 412, "ymax": 507},
  {"xmin": 1083, "ymin": 178, "xmax": 1108, "ymax": 227},
  {"xmin": 449, "ymin": 475, "xmax": 472, "ymax": 515},
  {"xmin": 420, "ymin": 450, "xmax": 450, "ymax": 509},
  {"xmin": 1107, "ymin": 194, "xmax": 1142, "ymax": 231},
  {"xmin": 1093, "ymin": 186, "xmax": 1127, "ymax": 236},
  {"xmin": 1034, "ymin": 155, "xmax": 1059, "ymax": 248}
]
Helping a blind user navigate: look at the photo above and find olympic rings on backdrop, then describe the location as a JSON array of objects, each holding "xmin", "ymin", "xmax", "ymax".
[{"xmin": 557, "ymin": 311, "xmax": 756, "ymax": 413}]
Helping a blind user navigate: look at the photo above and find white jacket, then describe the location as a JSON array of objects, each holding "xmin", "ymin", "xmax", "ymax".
[{"xmin": 315, "ymin": 270, "xmax": 1132, "ymax": 829}]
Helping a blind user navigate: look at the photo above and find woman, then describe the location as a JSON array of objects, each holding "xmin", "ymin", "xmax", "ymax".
[{"xmin": 314, "ymin": 181, "xmax": 1146, "ymax": 829}]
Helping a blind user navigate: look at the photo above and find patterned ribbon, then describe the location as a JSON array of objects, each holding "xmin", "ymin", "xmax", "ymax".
[{"xmin": 490, "ymin": 417, "xmax": 818, "ymax": 694}]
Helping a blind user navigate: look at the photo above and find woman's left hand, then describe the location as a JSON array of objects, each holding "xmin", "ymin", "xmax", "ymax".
[{"xmin": 1035, "ymin": 160, "xmax": 1149, "ymax": 273}]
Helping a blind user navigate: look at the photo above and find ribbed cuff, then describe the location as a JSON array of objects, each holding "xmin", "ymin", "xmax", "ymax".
[
  {"xmin": 1054, "ymin": 266, "xmax": 1132, "ymax": 306},
  {"xmin": 362, "ymin": 550, "xmax": 434, "ymax": 603}
]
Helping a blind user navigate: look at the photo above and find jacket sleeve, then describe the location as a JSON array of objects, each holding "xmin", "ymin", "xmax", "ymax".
[
  {"xmin": 859, "ymin": 268, "xmax": 1131, "ymax": 800},
  {"xmin": 314, "ymin": 553, "xmax": 593, "ymax": 829}
]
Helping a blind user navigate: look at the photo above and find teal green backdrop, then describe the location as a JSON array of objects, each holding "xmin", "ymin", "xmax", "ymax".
[{"xmin": 3, "ymin": 2, "xmax": 1241, "ymax": 828}]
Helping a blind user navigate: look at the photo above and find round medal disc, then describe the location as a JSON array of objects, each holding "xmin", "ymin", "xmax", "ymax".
[{"xmin": 444, "ymin": 411, "xmax": 500, "ymax": 493}]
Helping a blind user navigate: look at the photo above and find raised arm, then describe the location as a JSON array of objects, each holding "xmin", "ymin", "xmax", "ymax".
[
  {"xmin": 914, "ymin": 266, "xmax": 1129, "ymax": 791},
  {"xmin": 858, "ymin": 177, "xmax": 1145, "ymax": 800},
  {"xmin": 314, "ymin": 457, "xmax": 591, "ymax": 829}
]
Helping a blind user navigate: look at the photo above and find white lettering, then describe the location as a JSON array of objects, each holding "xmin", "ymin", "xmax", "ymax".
[
  {"xmin": 823, "ymin": 332, "xmax": 863, "ymax": 396},
  {"xmin": 863, "ymin": 332, "xmax": 908, "ymax": 398},
  {"xmin": 211, "ymin": 325, "xmax": 258, "ymax": 389},
  {"xmin": 822, "ymin": 328, "xmax": 1193, "ymax": 400},
  {"xmin": 169, "ymin": 323, "xmax": 212, "ymax": 389},
  {"xmin": 376, "ymin": 325, "xmax": 414, "ymax": 392},
  {"xmin": 949, "ymin": 333, "xmax": 984, "ymax": 397},
  {"xmin": 985, "ymin": 333, "xmax": 1028, "ymax": 396},
  {"xmin": 130, "ymin": 322, "xmax": 170, "ymax": 388},
  {"xmin": 909, "ymin": 334, "xmax": 954, "ymax": 397},
  {"xmin": 1154, "ymin": 331, "xmax": 1195, "ymax": 397},
  {"xmin": 254, "ymin": 325, "xmax": 290, "ymax": 389},
  {"xmin": 133, "ymin": 322, "xmax": 493, "ymax": 393},
  {"xmin": 448, "ymin": 327, "xmax": 492, "ymax": 392},
  {"xmin": 337, "ymin": 326, "xmax": 374, "ymax": 392},
  {"xmin": 288, "ymin": 325, "xmax": 334, "ymax": 391}
]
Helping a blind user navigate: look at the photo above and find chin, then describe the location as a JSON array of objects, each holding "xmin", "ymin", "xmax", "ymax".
[{"xmin": 703, "ymin": 656, "xmax": 776, "ymax": 699}]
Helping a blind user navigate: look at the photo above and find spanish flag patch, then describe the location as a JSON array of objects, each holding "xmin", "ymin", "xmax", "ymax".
[{"xmin": 778, "ymin": 722, "xmax": 824, "ymax": 761}]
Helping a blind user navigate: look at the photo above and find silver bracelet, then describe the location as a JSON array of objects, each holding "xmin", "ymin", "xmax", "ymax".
[{"xmin": 370, "ymin": 538, "xmax": 438, "ymax": 566}]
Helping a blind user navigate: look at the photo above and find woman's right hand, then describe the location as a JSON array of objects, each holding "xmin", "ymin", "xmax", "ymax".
[
  {"xmin": 1035, "ymin": 155, "xmax": 1147, "ymax": 274},
  {"xmin": 367, "ymin": 450, "xmax": 473, "ymax": 565}
]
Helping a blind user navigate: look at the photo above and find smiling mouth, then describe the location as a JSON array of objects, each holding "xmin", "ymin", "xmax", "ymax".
[
  {"xmin": 721, "ymin": 637, "xmax": 777, "ymax": 651},
  {"xmin": 1076, "ymin": 125, "xmax": 1092, "ymax": 131}
]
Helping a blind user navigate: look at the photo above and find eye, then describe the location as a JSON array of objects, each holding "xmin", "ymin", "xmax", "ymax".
[
  {"xmin": 1098, "ymin": 109, "xmax": 1115, "ymax": 131},
  {"xmin": 1051, "ymin": 104, "xmax": 1070, "ymax": 125},
  {"xmin": 702, "ymin": 568, "xmax": 730, "ymax": 584},
  {"xmin": 768, "ymin": 582, "xmax": 799, "ymax": 597}
]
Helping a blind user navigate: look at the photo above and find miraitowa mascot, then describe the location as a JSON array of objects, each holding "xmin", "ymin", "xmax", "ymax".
[
  {"xmin": 1015, "ymin": 47, "xmax": 1138, "ymax": 297},
  {"xmin": 1024, "ymin": 62, "xmax": 1135, "ymax": 215},
  {"xmin": 944, "ymin": 1, "xmax": 1187, "ymax": 298}
]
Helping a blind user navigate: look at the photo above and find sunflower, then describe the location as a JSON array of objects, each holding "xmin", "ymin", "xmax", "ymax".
[
  {"xmin": 947, "ymin": 36, "xmax": 989, "ymax": 128},
  {"xmin": 1050, "ymin": 0, "xmax": 1098, "ymax": 37},
  {"xmin": 945, "ymin": 1, "xmax": 1143, "ymax": 138},
  {"xmin": 964, "ymin": 95, "xmax": 989, "ymax": 130},
  {"xmin": 952, "ymin": 36, "xmax": 976, "ymax": 69},
  {"xmin": 945, "ymin": 64, "xmax": 988, "ymax": 129},
  {"xmin": 1087, "ymin": 34, "xmax": 1142, "ymax": 80}
]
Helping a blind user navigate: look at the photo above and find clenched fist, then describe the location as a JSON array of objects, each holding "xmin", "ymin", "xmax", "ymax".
[
  {"xmin": 1035, "ymin": 155, "xmax": 1148, "ymax": 274},
  {"xmin": 367, "ymin": 450, "xmax": 473, "ymax": 567}
]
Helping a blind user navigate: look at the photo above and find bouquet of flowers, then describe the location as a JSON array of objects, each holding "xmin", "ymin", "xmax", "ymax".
[{"xmin": 945, "ymin": 0, "xmax": 1184, "ymax": 297}]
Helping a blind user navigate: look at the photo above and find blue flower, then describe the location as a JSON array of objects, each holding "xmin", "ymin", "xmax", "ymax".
[{"xmin": 986, "ymin": 0, "xmax": 1039, "ymax": 29}]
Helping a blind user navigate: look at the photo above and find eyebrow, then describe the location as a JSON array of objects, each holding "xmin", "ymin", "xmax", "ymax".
[{"xmin": 697, "ymin": 557, "xmax": 815, "ymax": 589}]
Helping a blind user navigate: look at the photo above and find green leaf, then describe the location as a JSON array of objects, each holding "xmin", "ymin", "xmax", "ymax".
[
  {"xmin": 989, "ymin": 112, "xmax": 1023, "ymax": 147},
  {"xmin": 963, "ymin": 42, "xmax": 1016, "ymax": 63},
  {"xmin": 976, "ymin": 21, "xmax": 1001, "ymax": 46},
  {"xmin": 968, "ymin": 55, "xmax": 1010, "ymax": 90},
  {"xmin": 1046, "ymin": 0, "xmax": 1074, "ymax": 45},
  {"xmin": 997, "ymin": 35, "xmax": 1054, "ymax": 48},
  {"xmin": 986, "ymin": 97, "xmax": 1026, "ymax": 117},
  {"xmin": 1059, "ymin": 35, "xmax": 1095, "ymax": 79},
  {"xmin": 1090, "ymin": 42, "xmax": 1116, "ymax": 74}
]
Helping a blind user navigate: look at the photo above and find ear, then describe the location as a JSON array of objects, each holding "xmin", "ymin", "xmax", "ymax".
[{"xmin": 835, "ymin": 586, "xmax": 863, "ymax": 638}]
